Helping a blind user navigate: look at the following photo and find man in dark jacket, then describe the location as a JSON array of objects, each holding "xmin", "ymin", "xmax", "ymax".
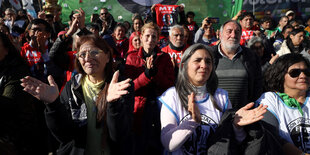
[{"xmin": 212, "ymin": 20, "xmax": 263, "ymax": 110}]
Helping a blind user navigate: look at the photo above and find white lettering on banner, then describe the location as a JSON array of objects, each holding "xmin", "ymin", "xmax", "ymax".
[
  {"xmin": 159, "ymin": 6, "xmax": 175, "ymax": 11},
  {"xmin": 244, "ymin": 0, "xmax": 306, "ymax": 5}
]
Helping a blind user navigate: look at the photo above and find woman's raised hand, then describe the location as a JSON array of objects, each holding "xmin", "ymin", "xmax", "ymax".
[
  {"xmin": 106, "ymin": 70, "xmax": 131, "ymax": 102},
  {"xmin": 233, "ymin": 102, "xmax": 268, "ymax": 128},
  {"xmin": 21, "ymin": 75, "xmax": 59, "ymax": 104},
  {"xmin": 188, "ymin": 92, "xmax": 201, "ymax": 123}
]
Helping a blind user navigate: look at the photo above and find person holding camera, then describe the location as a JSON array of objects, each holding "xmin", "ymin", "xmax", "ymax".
[{"xmin": 194, "ymin": 17, "xmax": 218, "ymax": 46}]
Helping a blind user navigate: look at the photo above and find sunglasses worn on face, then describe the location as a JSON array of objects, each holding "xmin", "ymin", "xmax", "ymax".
[
  {"xmin": 101, "ymin": 13, "xmax": 108, "ymax": 15},
  {"xmin": 76, "ymin": 50, "xmax": 103, "ymax": 59},
  {"xmin": 288, "ymin": 69, "xmax": 310, "ymax": 78}
]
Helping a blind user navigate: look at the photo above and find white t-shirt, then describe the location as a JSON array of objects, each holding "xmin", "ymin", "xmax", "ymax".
[
  {"xmin": 256, "ymin": 91, "xmax": 310, "ymax": 153},
  {"xmin": 159, "ymin": 87, "xmax": 231, "ymax": 155}
]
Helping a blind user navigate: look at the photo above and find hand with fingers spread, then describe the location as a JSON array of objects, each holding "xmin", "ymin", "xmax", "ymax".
[
  {"xmin": 146, "ymin": 55, "xmax": 154, "ymax": 69},
  {"xmin": 107, "ymin": 70, "xmax": 131, "ymax": 103},
  {"xmin": 20, "ymin": 75, "xmax": 59, "ymax": 104},
  {"xmin": 233, "ymin": 102, "xmax": 268, "ymax": 128},
  {"xmin": 188, "ymin": 92, "xmax": 201, "ymax": 123}
]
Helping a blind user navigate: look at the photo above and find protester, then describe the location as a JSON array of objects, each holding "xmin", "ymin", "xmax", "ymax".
[
  {"xmin": 162, "ymin": 25, "xmax": 188, "ymax": 69},
  {"xmin": 258, "ymin": 53, "xmax": 310, "ymax": 154},
  {"xmin": 112, "ymin": 23, "xmax": 129, "ymax": 60},
  {"xmin": 21, "ymin": 34, "xmax": 134, "ymax": 155},
  {"xmin": 212, "ymin": 20, "xmax": 263, "ymax": 109},
  {"xmin": 127, "ymin": 31, "xmax": 141, "ymax": 54},
  {"xmin": 194, "ymin": 17, "xmax": 218, "ymax": 46},
  {"xmin": 273, "ymin": 25, "xmax": 294, "ymax": 52},
  {"xmin": 247, "ymin": 36, "xmax": 279, "ymax": 73},
  {"xmin": 159, "ymin": 43, "xmax": 269, "ymax": 154},
  {"xmin": 125, "ymin": 22, "xmax": 175, "ymax": 155},
  {"xmin": 0, "ymin": 32, "xmax": 39, "ymax": 154},
  {"xmin": 97, "ymin": 7, "xmax": 117, "ymax": 33},
  {"xmin": 277, "ymin": 28, "xmax": 306, "ymax": 56}
]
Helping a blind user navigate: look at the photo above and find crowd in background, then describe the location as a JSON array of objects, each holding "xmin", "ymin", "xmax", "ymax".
[{"xmin": 1, "ymin": 3, "xmax": 310, "ymax": 155}]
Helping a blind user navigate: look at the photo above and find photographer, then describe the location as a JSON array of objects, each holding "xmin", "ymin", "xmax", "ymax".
[{"xmin": 194, "ymin": 17, "xmax": 218, "ymax": 46}]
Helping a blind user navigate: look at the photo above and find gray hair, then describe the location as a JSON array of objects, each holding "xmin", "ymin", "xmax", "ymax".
[
  {"xmin": 169, "ymin": 24, "xmax": 184, "ymax": 37},
  {"xmin": 247, "ymin": 36, "xmax": 262, "ymax": 48},
  {"xmin": 176, "ymin": 43, "xmax": 221, "ymax": 111},
  {"xmin": 219, "ymin": 20, "xmax": 242, "ymax": 36}
]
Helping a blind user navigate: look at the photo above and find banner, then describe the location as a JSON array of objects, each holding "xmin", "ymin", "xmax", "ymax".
[
  {"xmin": 9, "ymin": 0, "xmax": 22, "ymax": 10},
  {"xmin": 58, "ymin": 0, "xmax": 243, "ymax": 27},
  {"xmin": 242, "ymin": 0, "xmax": 310, "ymax": 19}
]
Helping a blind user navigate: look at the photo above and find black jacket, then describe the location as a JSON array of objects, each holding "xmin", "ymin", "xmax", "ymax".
[
  {"xmin": 207, "ymin": 110, "xmax": 283, "ymax": 155},
  {"xmin": 45, "ymin": 73, "xmax": 134, "ymax": 155},
  {"xmin": 212, "ymin": 45, "xmax": 263, "ymax": 109}
]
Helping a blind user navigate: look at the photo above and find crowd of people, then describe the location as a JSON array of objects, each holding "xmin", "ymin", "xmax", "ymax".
[{"xmin": 1, "ymin": 3, "xmax": 310, "ymax": 155}]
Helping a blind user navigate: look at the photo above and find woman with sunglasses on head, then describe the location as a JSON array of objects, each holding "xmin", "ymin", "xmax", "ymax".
[
  {"xmin": 21, "ymin": 34, "xmax": 134, "ymax": 155},
  {"xmin": 159, "ymin": 43, "xmax": 268, "ymax": 154},
  {"xmin": 257, "ymin": 53, "xmax": 310, "ymax": 154}
]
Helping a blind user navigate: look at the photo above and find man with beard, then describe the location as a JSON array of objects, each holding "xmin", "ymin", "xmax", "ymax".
[
  {"xmin": 161, "ymin": 25, "xmax": 188, "ymax": 73},
  {"xmin": 212, "ymin": 20, "xmax": 263, "ymax": 109}
]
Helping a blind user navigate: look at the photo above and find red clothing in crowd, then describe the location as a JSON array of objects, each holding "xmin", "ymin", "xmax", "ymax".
[
  {"xmin": 20, "ymin": 42, "xmax": 44, "ymax": 68},
  {"xmin": 125, "ymin": 46, "xmax": 175, "ymax": 115},
  {"xmin": 161, "ymin": 44, "xmax": 188, "ymax": 67},
  {"xmin": 114, "ymin": 37, "xmax": 129, "ymax": 59}
]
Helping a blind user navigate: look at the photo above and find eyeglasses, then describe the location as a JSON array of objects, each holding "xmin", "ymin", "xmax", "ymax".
[
  {"xmin": 76, "ymin": 50, "xmax": 103, "ymax": 59},
  {"xmin": 100, "ymin": 13, "xmax": 108, "ymax": 15},
  {"xmin": 288, "ymin": 69, "xmax": 310, "ymax": 78}
]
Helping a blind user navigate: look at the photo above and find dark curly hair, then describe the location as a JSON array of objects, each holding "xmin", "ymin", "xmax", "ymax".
[{"xmin": 264, "ymin": 53, "xmax": 310, "ymax": 93}]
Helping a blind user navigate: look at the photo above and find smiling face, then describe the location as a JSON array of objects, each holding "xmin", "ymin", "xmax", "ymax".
[
  {"xmin": 77, "ymin": 42, "xmax": 109, "ymax": 77},
  {"xmin": 133, "ymin": 19, "xmax": 142, "ymax": 32},
  {"xmin": 187, "ymin": 49, "xmax": 212, "ymax": 86},
  {"xmin": 114, "ymin": 26, "xmax": 126, "ymax": 40},
  {"xmin": 284, "ymin": 61, "xmax": 310, "ymax": 94}
]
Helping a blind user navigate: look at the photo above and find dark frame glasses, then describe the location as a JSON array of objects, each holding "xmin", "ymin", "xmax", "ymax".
[{"xmin": 288, "ymin": 69, "xmax": 310, "ymax": 78}]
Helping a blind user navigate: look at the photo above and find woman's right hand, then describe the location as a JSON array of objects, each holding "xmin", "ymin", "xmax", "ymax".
[
  {"xmin": 188, "ymin": 92, "xmax": 201, "ymax": 123},
  {"xmin": 21, "ymin": 75, "xmax": 59, "ymax": 104}
]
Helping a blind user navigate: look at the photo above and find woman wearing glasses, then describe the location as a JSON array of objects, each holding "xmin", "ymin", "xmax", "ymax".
[
  {"xmin": 21, "ymin": 35, "xmax": 134, "ymax": 155},
  {"xmin": 257, "ymin": 53, "xmax": 310, "ymax": 154}
]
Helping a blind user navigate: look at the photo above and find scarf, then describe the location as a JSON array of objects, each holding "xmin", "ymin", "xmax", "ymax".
[{"xmin": 277, "ymin": 92, "xmax": 304, "ymax": 116}]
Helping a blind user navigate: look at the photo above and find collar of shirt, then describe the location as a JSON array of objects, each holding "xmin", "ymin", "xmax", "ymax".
[{"xmin": 217, "ymin": 43, "xmax": 242, "ymax": 60}]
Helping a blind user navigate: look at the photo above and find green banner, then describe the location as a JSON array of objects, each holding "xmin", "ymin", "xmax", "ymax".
[{"xmin": 58, "ymin": 0, "xmax": 243, "ymax": 27}]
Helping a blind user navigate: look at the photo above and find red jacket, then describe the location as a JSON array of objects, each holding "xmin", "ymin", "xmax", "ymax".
[{"xmin": 125, "ymin": 47, "xmax": 175, "ymax": 115}]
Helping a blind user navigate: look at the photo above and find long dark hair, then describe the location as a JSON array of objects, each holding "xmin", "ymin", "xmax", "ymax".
[
  {"xmin": 74, "ymin": 34, "xmax": 114, "ymax": 122},
  {"xmin": 264, "ymin": 53, "xmax": 310, "ymax": 93},
  {"xmin": 286, "ymin": 28, "xmax": 305, "ymax": 53},
  {"xmin": 176, "ymin": 43, "xmax": 221, "ymax": 111}
]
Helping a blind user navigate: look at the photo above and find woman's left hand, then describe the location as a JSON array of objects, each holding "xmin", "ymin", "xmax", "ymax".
[
  {"xmin": 106, "ymin": 70, "xmax": 131, "ymax": 102},
  {"xmin": 233, "ymin": 102, "xmax": 268, "ymax": 128}
]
